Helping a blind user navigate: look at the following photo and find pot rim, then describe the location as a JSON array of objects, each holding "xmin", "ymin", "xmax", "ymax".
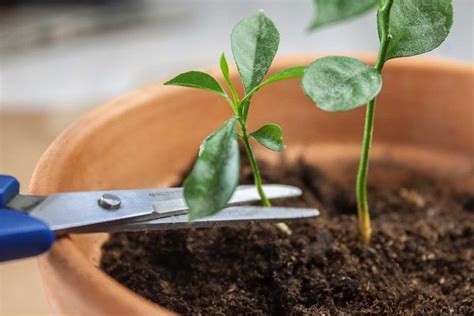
[
  {"xmin": 30, "ymin": 54, "xmax": 471, "ymax": 194},
  {"xmin": 29, "ymin": 54, "xmax": 473, "ymax": 314}
]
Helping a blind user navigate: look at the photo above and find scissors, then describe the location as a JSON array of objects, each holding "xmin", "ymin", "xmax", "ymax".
[{"xmin": 0, "ymin": 175, "xmax": 319, "ymax": 262}]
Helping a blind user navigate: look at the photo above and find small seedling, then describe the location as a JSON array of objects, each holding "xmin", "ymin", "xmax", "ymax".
[
  {"xmin": 302, "ymin": 0, "xmax": 453, "ymax": 243},
  {"xmin": 165, "ymin": 11, "xmax": 304, "ymax": 221}
]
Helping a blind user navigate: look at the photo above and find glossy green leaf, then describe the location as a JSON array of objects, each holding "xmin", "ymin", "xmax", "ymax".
[
  {"xmin": 301, "ymin": 56, "xmax": 382, "ymax": 112},
  {"xmin": 220, "ymin": 52, "xmax": 240, "ymax": 106},
  {"xmin": 220, "ymin": 53, "xmax": 231, "ymax": 84},
  {"xmin": 309, "ymin": 0, "xmax": 378, "ymax": 30},
  {"xmin": 250, "ymin": 124, "xmax": 286, "ymax": 152},
  {"xmin": 184, "ymin": 118, "xmax": 240, "ymax": 220},
  {"xmin": 231, "ymin": 11, "xmax": 280, "ymax": 94},
  {"xmin": 261, "ymin": 66, "xmax": 306, "ymax": 86},
  {"xmin": 382, "ymin": 0, "xmax": 453, "ymax": 60},
  {"xmin": 241, "ymin": 66, "xmax": 306, "ymax": 104},
  {"xmin": 164, "ymin": 71, "xmax": 225, "ymax": 96}
]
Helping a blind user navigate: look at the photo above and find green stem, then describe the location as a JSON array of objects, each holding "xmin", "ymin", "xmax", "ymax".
[
  {"xmin": 224, "ymin": 94, "xmax": 239, "ymax": 114},
  {"xmin": 224, "ymin": 78, "xmax": 240, "ymax": 106},
  {"xmin": 356, "ymin": 0, "xmax": 393, "ymax": 244},
  {"xmin": 241, "ymin": 99, "xmax": 251, "ymax": 123},
  {"xmin": 356, "ymin": 98, "xmax": 376, "ymax": 244},
  {"xmin": 239, "ymin": 120, "xmax": 271, "ymax": 207}
]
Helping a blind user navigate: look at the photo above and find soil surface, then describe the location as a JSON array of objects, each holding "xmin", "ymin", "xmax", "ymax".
[{"xmin": 101, "ymin": 155, "xmax": 473, "ymax": 315}]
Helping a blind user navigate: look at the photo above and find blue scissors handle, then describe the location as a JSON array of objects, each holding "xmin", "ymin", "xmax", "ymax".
[{"xmin": 0, "ymin": 175, "xmax": 55, "ymax": 262}]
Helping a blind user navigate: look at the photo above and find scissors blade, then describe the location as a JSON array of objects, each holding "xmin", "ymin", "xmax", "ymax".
[
  {"xmin": 149, "ymin": 184, "xmax": 302, "ymax": 218},
  {"xmin": 9, "ymin": 184, "xmax": 302, "ymax": 233},
  {"xmin": 75, "ymin": 206, "xmax": 320, "ymax": 233}
]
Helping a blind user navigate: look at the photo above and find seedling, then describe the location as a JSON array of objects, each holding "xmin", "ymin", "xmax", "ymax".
[
  {"xmin": 302, "ymin": 0, "xmax": 453, "ymax": 243},
  {"xmin": 165, "ymin": 12, "xmax": 304, "ymax": 221}
]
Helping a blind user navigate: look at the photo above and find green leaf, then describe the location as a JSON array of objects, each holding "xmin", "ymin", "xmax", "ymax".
[
  {"xmin": 220, "ymin": 52, "xmax": 240, "ymax": 106},
  {"xmin": 241, "ymin": 66, "xmax": 306, "ymax": 104},
  {"xmin": 240, "ymin": 66, "xmax": 305, "ymax": 104},
  {"xmin": 382, "ymin": 0, "xmax": 453, "ymax": 60},
  {"xmin": 301, "ymin": 56, "xmax": 382, "ymax": 112},
  {"xmin": 309, "ymin": 0, "xmax": 378, "ymax": 30},
  {"xmin": 184, "ymin": 118, "xmax": 240, "ymax": 220},
  {"xmin": 165, "ymin": 71, "xmax": 225, "ymax": 97},
  {"xmin": 250, "ymin": 124, "xmax": 286, "ymax": 152},
  {"xmin": 220, "ymin": 53, "xmax": 231, "ymax": 84},
  {"xmin": 231, "ymin": 11, "xmax": 280, "ymax": 94},
  {"xmin": 261, "ymin": 66, "xmax": 306, "ymax": 86}
]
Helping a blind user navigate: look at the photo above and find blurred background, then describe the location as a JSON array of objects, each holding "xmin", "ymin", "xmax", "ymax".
[{"xmin": 0, "ymin": 0, "xmax": 472, "ymax": 315}]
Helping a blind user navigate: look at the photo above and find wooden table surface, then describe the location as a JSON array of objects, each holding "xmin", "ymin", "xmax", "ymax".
[{"xmin": 0, "ymin": 109, "xmax": 87, "ymax": 316}]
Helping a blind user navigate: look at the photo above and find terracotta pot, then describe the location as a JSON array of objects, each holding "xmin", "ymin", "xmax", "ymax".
[{"xmin": 30, "ymin": 55, "xmax": 473, "ymax": 315}]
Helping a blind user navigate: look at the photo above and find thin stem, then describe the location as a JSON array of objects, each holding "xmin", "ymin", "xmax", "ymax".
[
  {"xmin": 356, "ymin": 0, "xmax": 393, "ymax": 244},
  {"xmin": 240, "ymin": 85, "xmax": 260, "ymax": 106},
  {"xmin": 224, "ymin": 77, "xmax": 240, "ymax": 106},
  {"xmin": 223, "ymin": 94, "xmax": 239, "ymax": 114},
  {"xmin": 241, "ymin": 99, "xmax": 251, "ymax": 123},
  {"xmin": 238, "ymin": 94, "xmax": 292, "ymax": 234},
  {"xmin": 239, "ymin": 121, "xmax": 272, "ymax": 207},
  {"xmin": 356, "ymin": 98, "xmax": 376, "ymax": 244},
  {"xmin": 223, "ymin": 80, "xmax": 267, "ymax": 204},
  {"xmin": 219, "ymin": 80, "xmax": 239, "ymax": 114}
]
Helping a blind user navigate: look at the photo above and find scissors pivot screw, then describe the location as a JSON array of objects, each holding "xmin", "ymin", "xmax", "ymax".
[{"xmin": 98, "ymin": 194, "xmax": 121, "ymax": 210}]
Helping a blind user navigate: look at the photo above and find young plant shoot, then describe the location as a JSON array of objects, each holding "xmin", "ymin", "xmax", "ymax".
[
  {"xmin": 165, "ymin": 12, "xmax": 304, "ymax": 221},
  {"xmin": 302, "ymin": 0, "xmax": 453, "ymax": 243}
]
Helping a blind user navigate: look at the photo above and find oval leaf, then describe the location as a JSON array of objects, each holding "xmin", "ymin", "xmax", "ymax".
[
  {"xmin": 184, "ymin": 118, "xmax": 240, "ymax": 220},
  {"xmin": 231, "ymin": 11, "xmax": 280, "ymax": 94},
  {"xmin": 302, "ymin": 56, "xmax": 382, "ymax": 112},
  {"xmin": 383, "ymin": 0, "xmax": 453, "ymax": 60},
  {"xmin": 165, "ymin": 71, "xmax": 225, "ymax": 96},
  {"xmin": 250, "ymin": 124, "xmax": 286, "ymax": 152},
  {"xmin": 309, "ymin": 0, "xmax": 378, "ymax": 30}
]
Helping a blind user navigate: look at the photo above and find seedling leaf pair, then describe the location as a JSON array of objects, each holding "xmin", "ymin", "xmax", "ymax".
[{"xmin": 165, "ymin": 11, "xmax": 304, "ymax": 219}]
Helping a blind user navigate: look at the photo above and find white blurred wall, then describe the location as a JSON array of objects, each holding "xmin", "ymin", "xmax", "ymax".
[{"xmin": 1, "ymin": 0, "xmax": 473, "ymax": 110}]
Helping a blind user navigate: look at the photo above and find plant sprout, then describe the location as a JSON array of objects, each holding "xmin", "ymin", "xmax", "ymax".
[
  {"xmin": 302, "ymin": 0, "xmax": 453, "ymax": 243},
  {"xmin": 165, "ymin": 11, "xmax": 304, "ymax": 221}
]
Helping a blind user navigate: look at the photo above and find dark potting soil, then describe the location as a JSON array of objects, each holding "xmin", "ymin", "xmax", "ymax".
[{"xmin": 101, "ymin": 155, "xmax": 474, "ymax": 315}]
